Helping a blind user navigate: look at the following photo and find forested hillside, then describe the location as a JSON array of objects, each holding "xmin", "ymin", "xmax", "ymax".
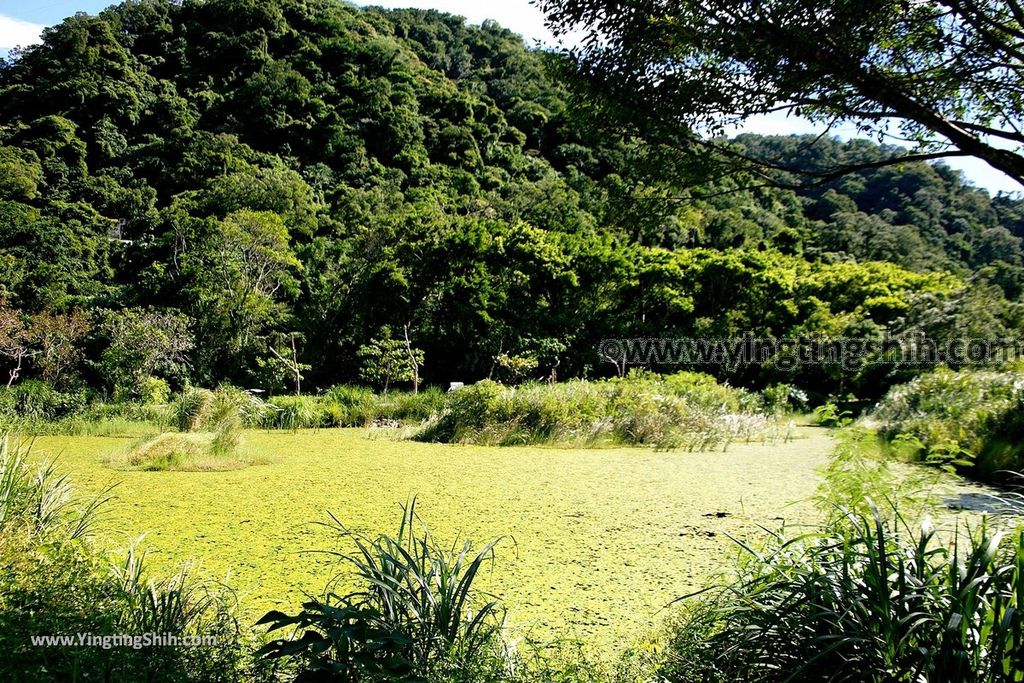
[{"xmin": 1, "ymin": 0, "xmax": 1022, "ymax": 396}]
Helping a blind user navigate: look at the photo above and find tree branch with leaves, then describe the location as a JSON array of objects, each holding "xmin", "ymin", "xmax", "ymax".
[{"xmin": 541, "ymin": 0, "xmax": 1024, "ymax": 187}]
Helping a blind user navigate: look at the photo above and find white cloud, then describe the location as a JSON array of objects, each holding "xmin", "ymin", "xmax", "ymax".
[{"xmin": 0, "ymin": 13, "xmax": 43, "ymax": 50}]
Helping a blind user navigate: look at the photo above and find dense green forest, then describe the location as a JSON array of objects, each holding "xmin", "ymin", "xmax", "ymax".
[{"xmin": 1, "ymin": 0, "xmax": 1022, "ymax": 397}]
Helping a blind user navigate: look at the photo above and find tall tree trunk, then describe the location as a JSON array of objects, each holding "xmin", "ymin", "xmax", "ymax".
[
  {"xmin": 403, "ymin": 323, "xmax": 420, "ymax": 394},
  {"xmin": 291, "ymin": 333, "xmax": 301, "ymax": 396}
]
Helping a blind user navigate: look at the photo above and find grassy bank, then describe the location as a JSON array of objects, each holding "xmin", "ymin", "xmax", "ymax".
[
  {"xmin": 416, "ymin": 374, "xmax": 775, "ymax": 449},
  {"xmin": 0, "ymin": 373, "xmax": 781, "ymax": 452},
  {"xmin": 872, "ymin": 367, "xmax": 1024, "ymax": 483}
]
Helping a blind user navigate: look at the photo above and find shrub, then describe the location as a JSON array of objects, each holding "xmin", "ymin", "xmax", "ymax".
[
  {"xmin": 139, "ymin": 376, "xmax": 171, "ymax": 405},
  {"xmin": 657, "ymin": 371, "xmax": 756, "ymax": 412},
  {"xmin": 760, "ymin": 383, "xmax": 808, "ymax": 415},
  {"xmin": 0, "ymin": 380, "xmax": 87, "ymax": 421},
  {"xmin": 322, "ymin": 384, "xmax": 448, "ymax": 427},
  {"xmin": 812, "ymin": 400, "xmax": 853, "ymax": 427},
  {"xmin": 425, "ymin": 380, "xmax": 506, "ymax": 442}
]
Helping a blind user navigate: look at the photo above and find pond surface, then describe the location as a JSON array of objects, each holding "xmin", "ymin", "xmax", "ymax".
[{"xmin": 33, "ymin": 427, "xmax": 835, "ymax": 651}]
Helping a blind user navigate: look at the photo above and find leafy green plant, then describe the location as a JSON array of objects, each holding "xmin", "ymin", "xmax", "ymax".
[
  {"xmin": 812, "ymin": 400, "xmax": 853, "ymax": 427},
  {"xmin": 358, "ymin": 327, "xmax": 425, "ymax": 394},
  {"xmin": 140, "ymin": 376, "xmax": 171, "ymax": 405},
  {"xmin": 760, "ymin": 383, "xmax": 808, "ymax": 415},
  {"xmin": 258, "ymin": 500, "xmax": 508, "ymax": 681},
  {"xmin": 660, "ymin": 507, "xmax": 1024, "ymax": 682}
]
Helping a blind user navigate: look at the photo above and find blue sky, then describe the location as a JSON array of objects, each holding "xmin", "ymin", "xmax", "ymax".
[{"xmin": 2, "ymin": 0, "xmax": 1020, "ymax": 195}]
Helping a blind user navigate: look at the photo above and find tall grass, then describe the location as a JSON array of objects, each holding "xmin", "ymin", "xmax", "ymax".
[
  {"xmin": 1, "ymin": 401, "xmax": 170, "ymax": 436},
  {"xmin": 265, "ymin": 386, "xmax": 447, "ymax": 430},
  {"xmin": 0, "ymin": 433, "xmax": 110, "ymax": 540},
  {"xmin": 173, "ymin": 387, "xmax": 218, "ymax": 431},
  {"xmin": 417, "ymin": 373, "xmax": 770, "ymax": 449},
  {"xmin": 258, "ymin": 500, "xmax": 509, "ymax": 681},
  {"xmin": 656, "ymin": 507, "xmax": 1024, "ymax": 683},
  {"xmin": 815, "ymin": 427, "xmax": 946, "ymax": 522},
  {"xmin": 108, "ymin": 544, "xmax": 262, "ymax": 680},
  {"xmin": 873, "ymin": 367, "xmax": 1024, "ymax": 481}
]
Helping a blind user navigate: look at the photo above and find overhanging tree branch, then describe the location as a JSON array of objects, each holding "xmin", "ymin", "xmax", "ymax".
[{"xmin": 542, "ymin": 0, "xmax": 1024, "ymax": 190}]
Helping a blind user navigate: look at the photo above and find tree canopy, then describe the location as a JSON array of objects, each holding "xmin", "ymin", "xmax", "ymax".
[{"xmin": 0, "ymin": 0, "xmax": 1022, "ymax": 398}]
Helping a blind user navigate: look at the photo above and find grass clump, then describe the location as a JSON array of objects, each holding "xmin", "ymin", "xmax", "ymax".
[
  {"xmin": 115, "ymin": 388, "xmax": 253, "ymax": 471},
  {"xmin": 257, "ymin": 501, "xmax": 624, "ymax": 683},
  {"xmin": 172, "ymin": 387, "xmax": 218, "ymax": 432},
  {"xmin": 122, "ymin": 432, "xmax": 202, "ymax": 470},
  {"xmin": 258, "ymin": 499, "xmax": 511, "ymax": 681},
  {"xmin": 653, "ymin": 508, "xmax": 1024, "ymax": 683},
  {"xmin": 265, "ymin": 394, "xmax": 329, "ymax": 430},
  {"xmin": 116, "ymin": 423, "xmax": 250, "ymax": 472},
  {"xmin": 117, "ymin": 431, "xmax": 252, "ymax": 471},
  {"xmin": 417, "ymin": 372, "xmax": 770, "ymax": 450},
  {"xmin": 872, "ymin": 366, "xmax": 1024, "ymax": 481}
]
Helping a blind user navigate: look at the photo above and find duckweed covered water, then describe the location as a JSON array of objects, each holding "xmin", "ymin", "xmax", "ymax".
[{"xmin": 32, "ymin": 427, "xmax": 834, "ymax": 649}]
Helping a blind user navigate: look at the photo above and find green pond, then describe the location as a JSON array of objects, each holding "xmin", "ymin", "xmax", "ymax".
[{"xmin": 32, "ymin": 427, "xmax": 835, "ymax": 650}]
